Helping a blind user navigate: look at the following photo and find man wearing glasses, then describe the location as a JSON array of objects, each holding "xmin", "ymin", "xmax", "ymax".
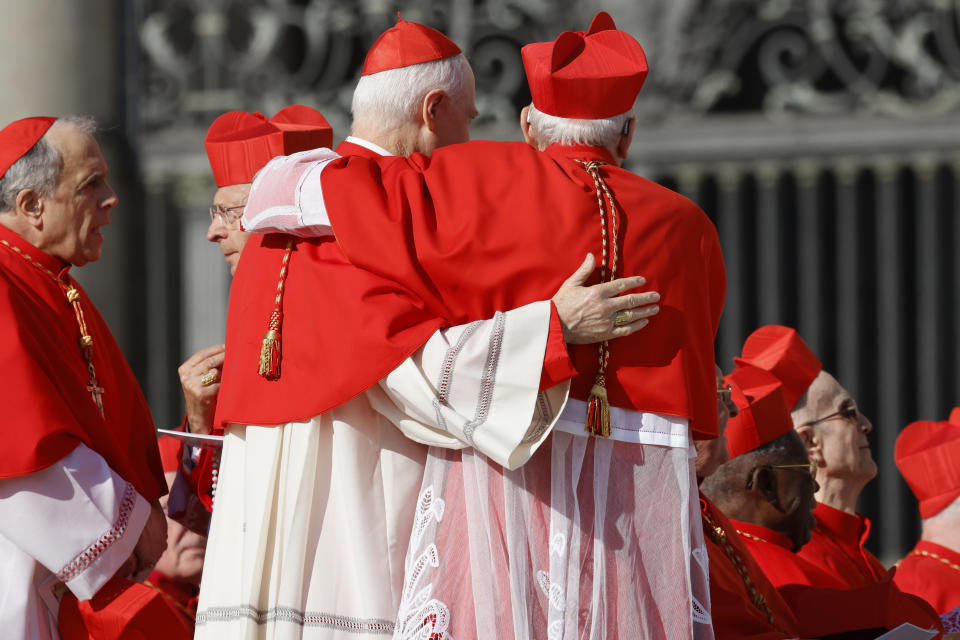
[{"xmin": 734, "ymin": 325, "xmax": 886, "ymax": 589}]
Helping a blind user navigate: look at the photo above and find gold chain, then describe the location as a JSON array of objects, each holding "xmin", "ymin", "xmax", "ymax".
[
  {"xmin": 703, "ymin": 511, "xmax": 780, "ymax": 629},
  {"xmin": 909, "ymin": 549, "xmax": 960, "ymax": 573},
  {"xmin": 1, "ymin": 239, "xmax": 105, "ymax": 416}
]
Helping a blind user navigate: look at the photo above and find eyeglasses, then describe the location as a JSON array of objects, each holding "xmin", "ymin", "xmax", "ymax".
[
  {"xmin": 717, "ymin": 384, "xmax": 732, "ymax": 403},
  {"xmin": 209, "ymin": 203, "xmax": 246, "ymax": 227},
  {"xmin": 770, "ymin": 460, "xmax": 818, "ymax": 478},
  {"xmin": 797, "ymin": 404, "xmax": 859, "ymax": 428}
]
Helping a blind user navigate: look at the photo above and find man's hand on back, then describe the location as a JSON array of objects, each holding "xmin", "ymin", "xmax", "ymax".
[{"xmin": 553, "ymin": 253, "xmax": 660, "ymax": 345}]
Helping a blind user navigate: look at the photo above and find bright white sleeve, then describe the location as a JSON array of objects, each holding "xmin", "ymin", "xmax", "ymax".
[
  {"xmin": 241, "ymin": 147, "xmax": 341, "ymax": 236},
  {"xmin": 0, "ymin": 443, "xmax": 150, "ymax": 601},
  {"xmin": 370, "ymin": 299, "xmax": 570, "ymax": 470}
]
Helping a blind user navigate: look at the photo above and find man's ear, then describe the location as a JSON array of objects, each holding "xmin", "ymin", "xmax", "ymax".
[
  {"xmin": 14, "ymin": 189, "xmax": 43, "ymax": 228},
  {"xmin": 520, "ymin": 106, "xmax": 536, "ymax": 146},
  {"xmin": 421, "ymin": 89, "xmax": 446, "ymax": 132},
  {"xmin": 795, "ymin": 425, "xmax": 825, "ymax": 466},
  {"xmin": 615, "ymin": 117, "xmax": 635, "ymax": 163},
  {"xmin": 747, "ymin": 466, "xmax": 780, "ymax": 510}
]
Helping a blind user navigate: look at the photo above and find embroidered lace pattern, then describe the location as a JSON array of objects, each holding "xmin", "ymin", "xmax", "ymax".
[
  {"xmin": 56, "ymin": 482, "xmax": 137, "ymax": 583},
  {"xmin": 394, "ymin": 486, "xmax": 453, "ymax": 640},
  {"xmin": 941, "ymin": 605, "xmax": 960, "ymax": 632},
  {"xmin": 194, "ymin": 606, "xmax": 393, "ymax": 632},
  {"xmin": 432, "ymin": 321, "xmax": 482, "ymax": 434},
  {"xmin": 521, "ymin": 391, "xmax": 555, "ymax": 445},
  {"xmin": 461, "ymin": 311, "xmax": 505, "ymax": 445},
  {"xmin": 691, "ymin": 545, "xmax": 712, "ymax": 625}
]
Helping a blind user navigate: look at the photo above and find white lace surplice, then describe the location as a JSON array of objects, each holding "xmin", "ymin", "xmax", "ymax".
[
  {"xmin": 394, "ymin": 426, "xmax": 713, "ymax": 640},
  {"xmin": 196, "ymin": 301, "xmax": 565, "ymax": 639}
]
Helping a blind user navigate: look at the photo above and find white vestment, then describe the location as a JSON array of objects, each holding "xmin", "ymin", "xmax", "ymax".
[
  {"xmin": 196, "ymin": 300, "xmax": 568, "ymax": 639},
  {"xmin": 0, "ymin": 443, "xmax": 151, "ymax": 640}
]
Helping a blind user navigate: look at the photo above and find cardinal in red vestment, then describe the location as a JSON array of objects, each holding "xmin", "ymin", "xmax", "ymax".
[{"xmin": 0, "ymin": 116, "xmax": 168, "ymax": 639}]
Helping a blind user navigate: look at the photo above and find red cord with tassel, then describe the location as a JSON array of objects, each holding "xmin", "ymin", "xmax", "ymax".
[{"xmin": 258, "ymin": 240, "xmax": 294, "ymax": 381}]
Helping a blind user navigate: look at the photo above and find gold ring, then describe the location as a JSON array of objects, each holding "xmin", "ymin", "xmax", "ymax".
[
  {"xmin": 614, "ymin": 311, "xmax": 631, "ymax": 327},
  {"xmin": 200, "ymin": 369, "xmax": 218, "ymax": 387}
]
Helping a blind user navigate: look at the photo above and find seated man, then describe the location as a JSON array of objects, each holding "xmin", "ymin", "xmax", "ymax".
[
  {"xmin": 894, "ymin": 411, "xmax": 960, "ymax": 614},
  {"xmin": 702, "ymin": 365, "xmax": 945, "ymax": 637},
  {"xmin": 735, "ymin": 325, "xmax": 886, "ymax": 587},
  {"xmin": 145, "ymin": 437, "xmax": 208, "ymax": 632}
]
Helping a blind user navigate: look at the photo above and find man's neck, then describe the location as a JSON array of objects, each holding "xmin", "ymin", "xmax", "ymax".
[
  {"xmin": 814, "ymin": 475, "xmax": 865, "ymax": 514},
  {"xmin": 921, "ymin": 514, "xmax": 960, "ymax": 552},
  {"xmin": 350, "ymin": 123, "xmax": 416, "ymax": 157}
]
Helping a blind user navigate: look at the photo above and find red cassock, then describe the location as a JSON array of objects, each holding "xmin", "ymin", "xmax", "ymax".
[
  {"xmin": 796, "ymin": 503, "xmax": 887, "ymax": 588},
  {"xmin": 215, "ymin": 140, "xmax": 573, "ymax": 427},
  {"xmin": 0, "ymin": 225, "xmax": 165, "ymax": 501},
  {"xmin": 894, "ymin": 540, "xmax": 960, "ymax": 614},
  {"xmin": 732, "ymin": 519, "xmax": 853, "ymax": 589},
  {"xmin": 309, "ymin": 142, "xmax": 726, "ymax": 437},
  {"xmin": 700, "ymin": 497, "xmax": 801, "ymax": 639},
  {"xmin": 58, "ymin": 577, "xmax": 192, "ymax": 640}
]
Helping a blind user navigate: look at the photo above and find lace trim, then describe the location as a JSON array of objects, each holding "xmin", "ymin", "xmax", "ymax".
[
  {"xmin": 691, "ymin": 545, "xmax": 712, "ymax": 625},
  {"xmin": 195, "ymin": 606, "xmax": 393, "ymax": 632},
  {"xmin": 56, "ymin": 482, "xmax": 137, "ymax": 583},
  {"xmin": 942, "ymin": 605, "xmax": 960, "ymax": 633},
  {"xmin": 462, "ymin": 311, "xmax": 506, "ymax": 446},
  {"xmin": 521, "ymin": 391, "xmax": 554, "ymax": 444},
  {"xmin": 435, "ymin": 321, "xmax": 482, "ymax": 404},
  {"xmin": 395, "ymin": 485, "xmax": 454, "ymax": 640}
]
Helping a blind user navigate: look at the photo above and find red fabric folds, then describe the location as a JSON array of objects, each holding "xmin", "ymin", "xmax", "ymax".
[
  {"xmin": 0, "ymin": 225, "xmax": 165, "ymax": 501},
  {"xmin": 311, "ymin": 141, "xmax": 725, "ymax": 437}
]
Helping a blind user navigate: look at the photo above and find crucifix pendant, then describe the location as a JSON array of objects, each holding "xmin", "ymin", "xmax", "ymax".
[{"xmin": 87, "ymin": 379, "xmax": 105, "ymax": 417}]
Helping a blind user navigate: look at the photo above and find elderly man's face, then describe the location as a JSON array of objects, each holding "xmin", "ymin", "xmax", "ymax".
[
  {"xmin": 801, "ymin": 370, "xmax": 877, "ymax": 484},
  {"xmin": 154, "ymin": 471, "xmax": 207, "ymax": 585},
  {"xmin": 767, "ymin": 453, "xmax": 819, "ymax": 550},
  {"xmin": 40, "ymin": 125, "xmax": 118, "ymax": 266},
  {"xmin": 207, "ymin": 183, "xmax": 251, "ymax": 275}
]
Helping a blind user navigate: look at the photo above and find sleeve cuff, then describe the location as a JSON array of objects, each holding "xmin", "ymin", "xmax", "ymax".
[{"xmin": 538, "ymin": 301, "xmax": 577, "ymax": 391}]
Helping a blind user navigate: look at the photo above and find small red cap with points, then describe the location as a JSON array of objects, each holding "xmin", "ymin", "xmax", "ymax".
[
  {"xmin": 204, "ymin": 105, "xmax": 333, "ymax": 187},
  {"xmin": 521, "ymin": 12, "xmax": 648, "ymax": 119},
  {"xmin": 724, "ymin": 365, "xmax": 795, "ymax": 459}
]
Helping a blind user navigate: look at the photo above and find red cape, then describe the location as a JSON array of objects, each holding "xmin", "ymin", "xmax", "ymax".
[
  {"xmin": 313, "ymin": 142, "xmax": 726, "ymax": 437},
  {"xmin": 58, "ymin": 577, "xmax": 192, "ymax": 640},
  {"xmin": 894, "ymin": 540, "xmax": 960, "ymax": 615},
  {"xmin": 796, "ymin": 502, "xmax": 887, "ymax": 588},
  {"xmin": 0, "ymin": 226, "xmax": 165, "ymax": 501},
  {"xmin": 215, "ymin": 141, "xmax": 444, "ymax": 426},
  {"xmin": 732, "ymin": 519, "xmax": 849, "ymax": 589}
]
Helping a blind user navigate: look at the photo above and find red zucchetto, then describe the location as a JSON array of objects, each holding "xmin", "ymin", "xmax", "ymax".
[
  {"xmin": 521, "ymin": 11, "xmax": 648, "ymax": 119},
  {"xmin": 725, "ymin": 365, "xmax": 795, "ymax": 459},
  {"xmin": 204, "ymin": 105, "xmax": 333, "ymax": 188},
  {"xmin": 733, "ymin": 325, "xmax": 822, "ymax": 409},
  {"xmin": 895, "ymin": 417, "xmax": 960, "ymax": 519},
  {"xmin": 0, "ymin": 116, "xmax": 57, "ymax": 180},
  {"xmin": 361, "ymin": 14, "xmax": 461, "ymax": 76}
]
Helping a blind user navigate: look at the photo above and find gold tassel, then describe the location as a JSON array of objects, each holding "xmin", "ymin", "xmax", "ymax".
[
  {"xmin": 258, "ymin": 328, "xmax": 281, "ymax": 380},
  {"xmin": 585, "ymin": 376, "xmax": 611, "ymax": 438}
]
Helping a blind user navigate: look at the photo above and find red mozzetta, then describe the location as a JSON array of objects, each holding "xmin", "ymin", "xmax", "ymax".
[
  {"xmin": 0, "ymin": 225, "xmax": 166, "ymax": 500},
  {"xmin": 307, "ymin": 141, "xmax": 725, "ymax": 436}
]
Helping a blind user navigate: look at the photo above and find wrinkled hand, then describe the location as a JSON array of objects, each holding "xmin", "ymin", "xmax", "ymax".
[
  {"xmin": 116, "ymin": 500, "xmax": 167, "ymax": 581},
  {"xmin": 552, "ymin": 254, "xmax": 661, "ymax": 345},
  {"xmin": 178, "ymin": 344, "xmax": 225, "ymax": 435}
]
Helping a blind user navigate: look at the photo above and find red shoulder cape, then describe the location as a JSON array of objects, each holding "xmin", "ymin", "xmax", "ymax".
[
  {"xmin": 214, "ymin": 141, "xmax": 444, "ymax": 426},
  {"xmin": 312, "ymin": 142, "xmax": 725, "ymax": 436},
  {"xmin": 0, "ymin": 226, "xmax": 165, "ymax": 501}
]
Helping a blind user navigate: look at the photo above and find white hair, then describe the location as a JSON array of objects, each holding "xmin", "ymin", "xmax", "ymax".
[
  {"xmin": 351, "ymin": 54, "xmax": 471, "ymax": 135},
  {"xmin": 0, "ymin": 115, "xmax": 97, "ymax": 211},
  {"xmin": 525, "ymin": 104, "xmax": 633, "ymax": 150}
]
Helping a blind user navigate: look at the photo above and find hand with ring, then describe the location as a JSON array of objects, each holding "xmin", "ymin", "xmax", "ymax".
[
  {"xmin": 552, "ymin": 254, "xmax": 661, "ymax": 345},
  {"xmin": 178, "ymin": 344, "xmax": 226, "ymax": 435}
]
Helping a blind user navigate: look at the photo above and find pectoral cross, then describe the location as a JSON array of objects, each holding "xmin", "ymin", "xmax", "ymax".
[{"xmin": 87, "ymin": 376, "xmax": 105, "ymax": 417}]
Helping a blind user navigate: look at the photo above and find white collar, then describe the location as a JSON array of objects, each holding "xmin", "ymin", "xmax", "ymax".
[{"xmin": 343, "ymin": 136, "xmax": 393, "ymax": 157}]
